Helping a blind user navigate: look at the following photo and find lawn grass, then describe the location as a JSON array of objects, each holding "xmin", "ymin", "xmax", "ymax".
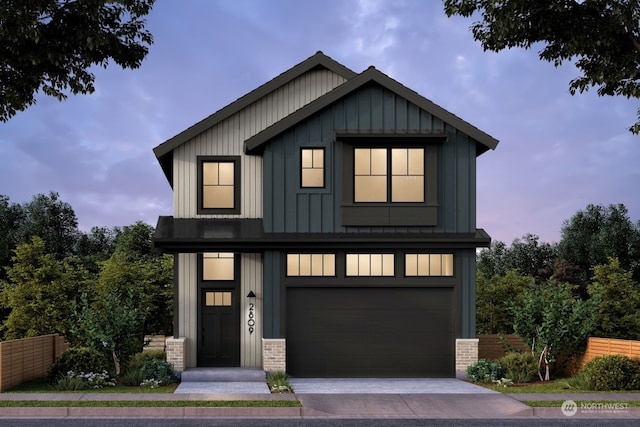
[
  {"xmin": 0, "ymin": 400, "xmax": 301, "ymax": 408},
  {"xmin": 480, "ymin": 378, "xmax": 640, "ymax": 394},
  {"xmin": 522, "ymin": 400, "xmax": 640, "ymax": 407},
  {"xmin": 5, "ymin": 377, "xmax": 177, "ymax": 394}
]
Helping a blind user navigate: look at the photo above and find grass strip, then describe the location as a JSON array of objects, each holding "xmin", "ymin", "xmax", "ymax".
[
  {"xmin": 0, "ymin": 400, "xmax": 301, "ymax": 408},
  {"xmin": 522, "ymin": 400, "xmax": 640, "ymax": 408}
]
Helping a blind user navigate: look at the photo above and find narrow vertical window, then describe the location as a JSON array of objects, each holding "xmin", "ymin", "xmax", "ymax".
[
  {"xmin": 203, "ymin": 253, "xmax": 235, "ymax": 280},
  {"xmin": 301, "ymin": 148, "xmax": 325, "ymax": 188},
  {"xmin": 354, "ymin": 148, "xmax": 387, "ymax": 202}
]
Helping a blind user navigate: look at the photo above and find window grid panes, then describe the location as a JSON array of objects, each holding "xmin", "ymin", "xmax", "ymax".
[
  {"xmin": 205, "ymin": 291, "xmax": 232, "ymax": 306},
  {"xmin": 203, "ymin": 252, "xmax": 235, "ymax": 280},
  {"xmin": 202, "ymin": 161, "xmax": 235, "ymax": 209},
  {"xmin": 287, "ymin": 254, "xmax": 336, "ymax": 276},
  {"xmin": 346, "ymin": 254, "xmax": 395, "ymax": 276},
  {"xmin": 354, "ymin": 148, "xmax": 387, "ymax": 202},
  {"xmin": 301, "ymin": 148, "xmax": 325, "ymax": 188},
  {"xmin": 391, "ymin": 148, "xmax": 424, "ymax": 202},
  {"xmin": 405, "ymin": 254, "xmax": 454, "ymax": 277}
]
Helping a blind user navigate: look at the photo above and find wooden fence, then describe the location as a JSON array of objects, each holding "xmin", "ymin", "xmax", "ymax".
[
  {"xmin": 0, "ymin": 334, "xmax": 68, "ymax": 392},
  {"xmin": 579, "ymin": 337, "xmax": 640, "ymax": 367},
  {"xmin": 477, "ymin": 334, "xmax": 528, "ymax": 360}
]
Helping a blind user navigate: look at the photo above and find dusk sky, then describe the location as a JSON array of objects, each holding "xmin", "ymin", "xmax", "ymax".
[{"xmin": 1, "ymin": 0, "xmax": 638, "ymax": 245}]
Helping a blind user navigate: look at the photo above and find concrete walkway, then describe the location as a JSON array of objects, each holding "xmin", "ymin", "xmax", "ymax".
[{"xmin": 0, "ymin": 378, "xmax": 638, "ymax": 419}]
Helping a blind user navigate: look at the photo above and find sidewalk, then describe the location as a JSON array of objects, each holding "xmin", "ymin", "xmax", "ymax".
[{"xmin": 0, "ymin": 384, "xmax": 638, "ymax": 419}]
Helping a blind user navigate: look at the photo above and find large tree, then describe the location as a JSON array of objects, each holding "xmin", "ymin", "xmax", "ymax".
[
  {"xmin": 444, "ymin": 0, "xmax": 640, "ymax": 133},
  {"xmin": 0, "ymin": 0, "xmax": 155, "ymax": 121},
  {"xmin": 558, "ymin": 203, "xmax": 640, "ymax": 282}
]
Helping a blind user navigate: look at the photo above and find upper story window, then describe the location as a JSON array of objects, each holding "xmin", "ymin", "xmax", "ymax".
[
  {"xmin": 338, "ymin": 133, "xmax": 442, "ymax": 226},
  {"xmin": 301, "ymin": 148, "xmax": 325, "ymax": 188},
  {"xmin": 198, "ymin": 156, "xmax": 241, "ymax": 214},
  {"xmin": 354, "ymin": 148, "xmax": 424, "ymax": 202},
  {"xmin": 203, "ymin": 252, "xmax": 235, "ymax": 280}
]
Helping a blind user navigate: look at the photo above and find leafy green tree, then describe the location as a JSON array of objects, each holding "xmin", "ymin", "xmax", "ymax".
[
  {"xmin": 589, "ymin": 258, "xmax": 640, "ymax": 340},
  {"xmin": 75, "ymin": 226, "xmax": 120, "ymax": 274},
  {"xmin": 71, "ymin": 290, "xmax": 147, "ymax": 375},
  {"xmin": 558, "ymin": 204, "xmax": 640, "ymax": 283},
  {"xmin": 0, "ymin": 236, "xmax": 88, "ymax": 339},
  {"xmin": 0, "ymin": 195, "xmax": 24, "ymax": 280},
  {"xmin": 476, "ymin": 269, "xmax": 532, "ymax": 334},
  {"xmin": 511, "ymin": 280, "xmax": 599, "ymax": 381},
  {"xmin": 0, "ymin": 0, "xmax": 155, "ymax": 121},
  {"xmin": 444, "ymin": 0, "xmax": 640, "ymax": 134},
  {"xmin": 17, "ymin": 192, "xmax": 80, "ymax": 260},
  {"xmin": 96, "ymin": 221, "xmax": 173, "ymax": 335},
  {"xmin": 477, "ymin": 234, "xmax": 557, "ymax": 281}
]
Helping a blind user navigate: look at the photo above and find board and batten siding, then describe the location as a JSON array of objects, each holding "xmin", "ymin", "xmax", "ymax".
[
  {"xmin": 177, "ymin": 253, "xmax": 264, "ymax": 368},
  {"xmin": 172, "ymin": 68, "xmax": 348, "ymax": 219},
  {"xmin": 263, "ymin": 84, "xmax": 479, "ymax": 234}
]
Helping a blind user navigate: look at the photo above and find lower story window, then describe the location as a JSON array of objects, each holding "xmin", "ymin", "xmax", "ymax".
[
  {"xmin": 203, "ymin": 253, "xmax": 235, "ymax": 280},
  {"xmin": 287, "ymin": 254, "xmax": 335, "ymax": 276},
  {"xmin": 405, "ymin": 254, "xmax": 454, "ymax": 276},
  {"xmin": 205, "ymin": 291, "xmax": 232, "ymax": 306},
  {"xmin": 346, "ymin": 254, "xmax": 394, "ymax": 276}
]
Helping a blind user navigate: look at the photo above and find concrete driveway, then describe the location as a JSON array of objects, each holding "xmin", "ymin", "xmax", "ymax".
[{"xmin": 289, "ymin": 378, "xmax": 497, "ymax": 394}]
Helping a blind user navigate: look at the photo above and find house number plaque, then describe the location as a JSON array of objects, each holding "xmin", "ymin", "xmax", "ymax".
[{"xmin": 248, "ymin": 302, "xmax": 255, "ymax": 334}]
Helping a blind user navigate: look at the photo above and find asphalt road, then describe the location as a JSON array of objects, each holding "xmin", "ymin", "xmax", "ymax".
[{"xmin": 0, "ymin": 419, "xmax": 637, "ymax": 427}]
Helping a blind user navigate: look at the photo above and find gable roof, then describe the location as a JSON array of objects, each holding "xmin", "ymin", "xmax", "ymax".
[
  {"xmin": 153, "ymin": 51, "xmax": 357, "ymax": 183},
  {"xmin": 244, "ymin": 66, "xmax": 499, "ymax": 156}
]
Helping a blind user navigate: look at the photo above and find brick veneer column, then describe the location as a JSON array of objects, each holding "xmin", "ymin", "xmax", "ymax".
[
  {"xmin": 166, "ymin": 337, "xmax": 187, "ymax": 372},
  {"xmin": 262, "ymin": 338, "xmax": 286, "ymax": 372},
  {"xmin": 456, "ymin": 338, "xmax": 479, "ymax": 375}
]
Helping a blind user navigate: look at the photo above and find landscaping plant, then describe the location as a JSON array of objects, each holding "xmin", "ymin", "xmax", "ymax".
[
  {"xmin": 580, "ymin": 355, "xmax": 640, "ymax": 391},
  {"xmin": 466, "ymin": 359, "xmax": 504, "ymax": 383},
  {"xmin": 498, "ymin": 352, "xmax": 538, "ymax": 383},
  {"xmin": 266, "ymin": 371, "xmax": 293, "ymax": 393}
]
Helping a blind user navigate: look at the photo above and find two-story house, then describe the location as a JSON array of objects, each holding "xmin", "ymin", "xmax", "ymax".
[{"xmin": 152, "ymin": 52, "xmax": 498, "ymax": 377}]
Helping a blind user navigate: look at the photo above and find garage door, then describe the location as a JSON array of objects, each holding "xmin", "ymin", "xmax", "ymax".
[{"xmin": 286, "ymin": 287, "xmax": 454, "ymax": 377}]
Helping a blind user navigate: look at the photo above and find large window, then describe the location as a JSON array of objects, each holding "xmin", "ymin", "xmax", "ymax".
[
  {"xmin": 339, "ymin": 135, "xmax": 440, "ymax": 226},
  {"xmin": 203, "ymin": 252, "xmax": 235, "ymax": 280},
  {"xmin": 354, "ymin": 148, "xmax": 424, "ymax": 203},
  {"xmin": 287, "ymin": 254, "xmax": 335, "ymax": 276},
  {"xmin": 405, "ymin": 254, "xmax": 454, "ymax": 277},
  {"xmin": 346, "ymin": 254, "xmax": 395, "ymax": 276},
  {"xmin": 198, "ymin": 156, "xmax": 241, "ymax": 214},
  {"xmin": 301, "ymin": 148, "xmax": 325, "ymax": 188}
]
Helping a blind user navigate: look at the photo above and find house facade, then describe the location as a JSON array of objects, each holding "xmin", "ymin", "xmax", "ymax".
[{"xmin": 152, "ymin": 52, "xmax": 498, "ymax": 377}]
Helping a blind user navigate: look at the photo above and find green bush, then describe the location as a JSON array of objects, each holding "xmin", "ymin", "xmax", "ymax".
[
  {"xmin": 466, "ymin": 359, "xmax": 505, "ymax": 383},
  {"xmin": 120, "ymin": 367, "xmax": 146, "ymax": 386},
  {"xmin": 267, "ymin": 371, "xmax": 293, "ymax": 393},
  {"xmin": 48, "ymin": 347, "xmax": 112, "ymax": 382},
  {"xmin": 138, "ymin": 359, "xmax": 177, "ymax": 386},
  {"xmin": 498, "ymin": 352, "xmax": 539, "ymax": 383},
  {"xmin": 54, "ymin": 371, "xmax": 115, "ymax": 390},
  {"xmin": 581, "ymin": 355, "xmax": 640, "ymax": 391},
  {"xmin": 127, "ymin": 350, "xmax": 166, "ymax": 371}
]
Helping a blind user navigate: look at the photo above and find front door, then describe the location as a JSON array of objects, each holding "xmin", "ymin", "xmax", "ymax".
[{"xmin": 199, "ymin": 289, "xmax": 240, "ymax": 366}]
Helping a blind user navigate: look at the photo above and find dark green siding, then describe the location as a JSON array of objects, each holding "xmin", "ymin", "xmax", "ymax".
[
  {"xmin": 459, "ymin": 249, "xmax": 477, "ymax": 337},
  {"xmin": 263, "ymin": 84, "xmax": 478, "ymax": 234},
  {"xmin": 262, "ymin": 250, "xmax": 281, "ymax": 338}
]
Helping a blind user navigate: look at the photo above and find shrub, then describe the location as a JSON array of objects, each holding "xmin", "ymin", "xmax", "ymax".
[
  {"xmin": 48, "ymin": 347, "xmax": 112, "ymax": 382},
  {"xmin": 138, "ymin": 359, "xmax": 177, "ymax": 386},
  {"xmin": 54, "ymin": 371, "xmax": 115, "ymax": 390},
  {"xmin": 120, "ymin": 367, "xmax": 146, "ymax": 386},
  {"xmin": 498, "ymin": 352, "xmax": 539, "ymax": 383},
  {"xmin": 580, "ymin": 355, "xmax": 640, "ymax": 391},
  {"xmin": 466, "ymin": 359, "xmax": 505, "ymax": 383},
  {"xmin": 127, "ymin": 350, "xmax": 166, "ymax": 371},
  {"xmin": 267, "ymin": 371, "xmax": 293, "ymax": 393}
]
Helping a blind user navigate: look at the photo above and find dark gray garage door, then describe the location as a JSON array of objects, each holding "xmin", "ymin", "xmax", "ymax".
[{"xmin": 286, "ymin": 287, "xmax": 455, "ymax": 377}]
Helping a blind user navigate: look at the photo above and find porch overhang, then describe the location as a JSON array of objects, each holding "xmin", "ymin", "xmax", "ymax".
[{"xmin": 152, "ymin": 216, "xmax": 491, "ymax": 252}]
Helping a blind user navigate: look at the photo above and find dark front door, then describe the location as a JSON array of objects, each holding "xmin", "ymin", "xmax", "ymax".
[{"xmin": 199, "ymin": 289, "xmax": 240, "ymax": 366}]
